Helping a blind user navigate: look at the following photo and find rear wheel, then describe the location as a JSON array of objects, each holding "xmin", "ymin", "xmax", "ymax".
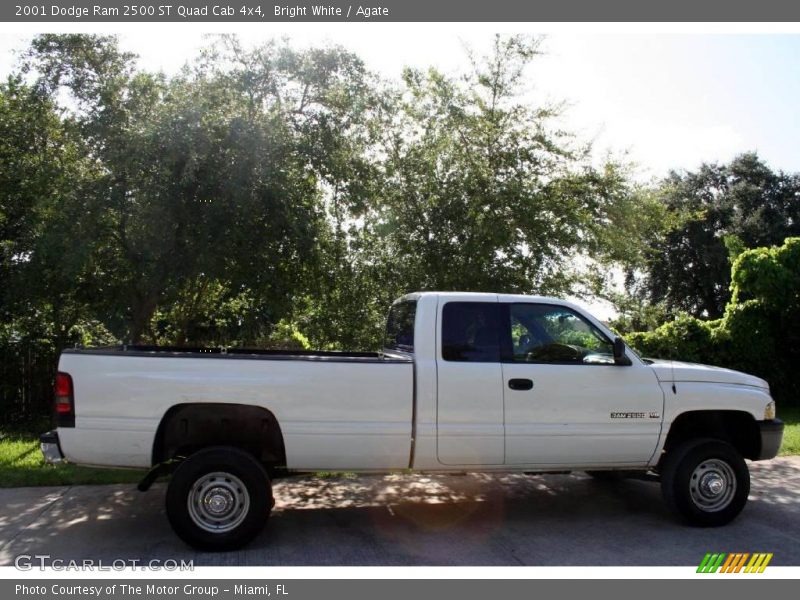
[
  {"xmin": 166, "ymin": 446, "xmax": 272, "ymax": 551},
  {"xmin": 660, "ymin": 439, "xmax": 749, "ymax": 526}
]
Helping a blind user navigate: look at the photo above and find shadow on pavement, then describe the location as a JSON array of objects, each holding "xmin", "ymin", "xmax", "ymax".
[{"xmin": 0, "ymin": 458, "xmax": 798, "ymax": 566}]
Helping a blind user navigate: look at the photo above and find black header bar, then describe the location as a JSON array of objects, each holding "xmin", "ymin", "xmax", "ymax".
[{"xmin": 4, "ymin": 0, "xmax": 800, "ymax": 22}]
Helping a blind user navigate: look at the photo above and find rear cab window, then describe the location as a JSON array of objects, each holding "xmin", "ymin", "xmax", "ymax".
[{"xmin": 384, "ymin": 300, "xmax": 417, "ymax": 353}]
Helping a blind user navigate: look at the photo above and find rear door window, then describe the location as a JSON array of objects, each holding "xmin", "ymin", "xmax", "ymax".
[{"xmin": 441, "ymin": 302, "xmax": 502, "ymax": 362}]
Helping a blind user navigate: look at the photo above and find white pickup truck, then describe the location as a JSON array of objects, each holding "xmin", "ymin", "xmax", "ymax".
[{"xmin": 40, "ymin": 292, "xmax": 783, "ymax": 550}]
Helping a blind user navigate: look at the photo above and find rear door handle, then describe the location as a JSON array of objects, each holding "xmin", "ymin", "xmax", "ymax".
[{"xmin": 508, "ymin": 378, "xmax": 534, "ymax": 391}]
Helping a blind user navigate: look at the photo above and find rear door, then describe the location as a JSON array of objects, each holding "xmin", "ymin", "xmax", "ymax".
[{"xmin": 436, "ymin": 298, "xmax": 505, "ymax": 465}]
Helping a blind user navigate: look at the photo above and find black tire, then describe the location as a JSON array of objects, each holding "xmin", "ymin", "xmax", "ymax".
[
  {"xmin": 660, "ymin": 438, "xmax": 749, "ymax": 527},
  {"xmin": 166, "ymin": 446, "xmax": 272, "ymax": 551}
]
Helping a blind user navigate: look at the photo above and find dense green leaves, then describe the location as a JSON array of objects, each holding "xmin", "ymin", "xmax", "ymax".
[
  {"xmin": 22, "ymin": 34, "xmax": 331, "ymax": 344},
  {"xmin": 374, "ymin": 36, "xmax": 657, "ymax": 304},
  {"xmin": 637, "ymin": 154, "xmax": 800, "ymax": 319},
  {"xmin": 0, "ymin": 76, "xmax": 107, "ymax": 347},
  {"xmin": 627, "ymin": 237, "xmax": 800, "ymax": 406}
]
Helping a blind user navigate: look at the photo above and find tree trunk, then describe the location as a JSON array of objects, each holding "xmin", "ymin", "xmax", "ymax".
[{"xmin": 129, "ymin": 292, "xmax": 158, "ymax": 344}]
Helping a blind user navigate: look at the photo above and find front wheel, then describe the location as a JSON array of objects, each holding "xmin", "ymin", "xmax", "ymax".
[
  {"xmin": 660, "ymin": 439, "xmax": 750, "ymax": 527},
  {"xmin": 166, "ymin": 446, "xmax": 272, "ymax": 551}
]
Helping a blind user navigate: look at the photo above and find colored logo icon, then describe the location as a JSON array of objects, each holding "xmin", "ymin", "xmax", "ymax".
[{"xmin": 697, "ymin": 553, "xmax": 773, "ymax": 573}]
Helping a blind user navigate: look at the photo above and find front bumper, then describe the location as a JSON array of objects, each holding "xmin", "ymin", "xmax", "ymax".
[
  {"xmin": 757, "ymin": 419, "xmax": 784, "ymax": 460},
  {"xmin": 40, "ymin": 430, "xmax": 64, "ymax": 464}
]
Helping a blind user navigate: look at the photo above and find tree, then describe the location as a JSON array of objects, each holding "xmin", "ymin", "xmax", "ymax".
[
  {"xmin": 373, "ymin": 35, "xmax": 656, "ymax": 301},
  {"xmin": 23, "ymin": 34, "xmax": 328, "ymax": 344},
  {"xmin": 196, "ymin": 36, "xmax": 395, "ymax": 350},
  {"xmin": 641, "ymin": 153, "xmax": 800, "ymax": 319},
  {"xmin": 0, "ymin": 77, "xmax": 59, "ymax": 325},
  {"xmin": 0, "ymin": 76, "xmax": 107, "ymax": 348}
]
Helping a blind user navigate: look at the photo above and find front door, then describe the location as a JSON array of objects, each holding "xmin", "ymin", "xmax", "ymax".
[{"xmin": 500, "ymin": 302, "xmax": 664, "ymax": 466}]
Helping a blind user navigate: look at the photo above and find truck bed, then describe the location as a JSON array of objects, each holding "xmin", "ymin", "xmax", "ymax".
[{"xmin": 58, "ymin": 346, "xmax": 414, "ymax": 470}]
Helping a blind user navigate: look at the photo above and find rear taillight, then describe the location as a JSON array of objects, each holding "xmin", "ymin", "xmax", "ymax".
[{"xmin": 55, "ymin": 372, "xmax": 75, "ymax": 427}]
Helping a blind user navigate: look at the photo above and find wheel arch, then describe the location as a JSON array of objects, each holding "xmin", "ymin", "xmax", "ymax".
[
  {"xmin": 152, "ymin": 403, "xmax": 286, "ymax": 471},
  {"xmin": 661, "ymin": 410, "xmax": 762, "ymax": 463}
]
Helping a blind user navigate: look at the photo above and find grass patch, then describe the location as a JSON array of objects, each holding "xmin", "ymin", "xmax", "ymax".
[
  {"xmin": 779, "ymin": 407, "xmax": 800, "ymax": 456},
  {"xmin": 0, "ymin": 434, "xmax": 143, "ymax": 488}
]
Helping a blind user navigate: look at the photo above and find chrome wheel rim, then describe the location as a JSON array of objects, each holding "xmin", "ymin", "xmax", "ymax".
[
  {"xmin": 187, "ymin": 471, "xmax": 250, "ymax": 533},
  {"xmin": 689, "ymin": 459, "xmax": 737, "ymax": 512}
]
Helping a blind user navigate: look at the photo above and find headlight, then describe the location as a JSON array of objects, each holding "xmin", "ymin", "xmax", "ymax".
[{"xmin": 764, "ymin": 401, "xmax": 776, "ymax": 420}]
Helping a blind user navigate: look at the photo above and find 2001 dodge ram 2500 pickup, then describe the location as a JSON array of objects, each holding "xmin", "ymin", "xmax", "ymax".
[{"xmin": 40, "ymin": 292, "xmax": 784, "ymax": 550}]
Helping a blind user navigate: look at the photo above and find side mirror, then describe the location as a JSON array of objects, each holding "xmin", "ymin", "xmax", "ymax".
[{"xmin": 613, "ymin": 337, "xmax": 632, "ymax": 366}]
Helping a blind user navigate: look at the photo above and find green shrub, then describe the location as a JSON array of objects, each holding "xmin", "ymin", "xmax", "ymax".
[
  {"xmin": 261, "ymin": 319, "xmax": 311, "ymax": 351},
  {"xmin": 626, "ymin": 314, "xmax": 724, "ymax": 365},
  {"xmin": 627, "ymin": 237, "xmax": 800, "ymax": 407}
]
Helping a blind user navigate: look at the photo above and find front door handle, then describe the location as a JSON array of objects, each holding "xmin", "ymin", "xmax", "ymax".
[{"xmin": 508, "ymin": 378, "xmax": 534, "ymax": 391}]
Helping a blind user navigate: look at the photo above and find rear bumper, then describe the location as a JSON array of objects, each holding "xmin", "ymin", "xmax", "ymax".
[
  {"xmin": 40, "ymin": 430, "xmax": 64, "ymax": 464},
  {"xmin": 757, "ymin": 419, "xmax": 784, "ymax": 460}
]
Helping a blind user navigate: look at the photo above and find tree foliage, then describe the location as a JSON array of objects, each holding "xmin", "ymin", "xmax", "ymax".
[
  {"xmin": 4, "ymin": 33, "xmax": 800, "ymax": 423},
  {"xmin": 22, "ymin": 34, "xmax": 342, "ymax": 344},
  {"xmin": 374, "ymin": 36, "xmax": 656, "ymax": 300},
  {"xmin": 0, "ymin": 75, "xmax": 109, "ymax": 349},
  {"xmin": 627, "ymin": 237, "xmax": 800, "ymax": 405},
  {"xmin": 637, "ymin": 154, "xmax": 800, "ymax": 319}
]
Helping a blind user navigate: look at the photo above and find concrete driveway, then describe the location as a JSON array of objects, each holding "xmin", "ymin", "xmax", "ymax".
[{"xmin": 1, "ymin": 457, "xmax": 799, "ymax": 566}]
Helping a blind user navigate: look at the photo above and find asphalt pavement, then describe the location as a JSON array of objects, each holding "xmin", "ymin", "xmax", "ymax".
[{"xmin": 1, "ymin": 457, "xmax": 799, "ymax": 566}]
